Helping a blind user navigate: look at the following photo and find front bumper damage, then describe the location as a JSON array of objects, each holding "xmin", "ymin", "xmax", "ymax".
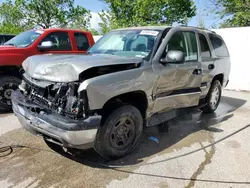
[{"xmin": 11, "ymin": 90, "xmax": 101, "ymax": 149}]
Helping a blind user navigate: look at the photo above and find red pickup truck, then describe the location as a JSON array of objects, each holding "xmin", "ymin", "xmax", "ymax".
[{"xmin": 0, "ymin": 28, "xmax": 95, "ymax": 112}]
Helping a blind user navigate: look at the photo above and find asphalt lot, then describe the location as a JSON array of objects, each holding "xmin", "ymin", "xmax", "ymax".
[{"xmin": 0, "ymin": 90, "xmax": 250, "ymax": 188}]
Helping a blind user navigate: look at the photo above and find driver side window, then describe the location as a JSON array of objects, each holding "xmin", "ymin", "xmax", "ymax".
[
  {"xmin": 165, "ymin": 31, "xmax": 198, "ymax": 62},
  {"xmin": 40, "ymin": 32, "xmax": 72, "ymax": 51}
]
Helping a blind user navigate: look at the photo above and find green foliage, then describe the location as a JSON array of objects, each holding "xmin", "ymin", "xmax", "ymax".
[
  {"xmin": 99, "ymin": 0, "xmax": 196, "ymax": 32},
  {"xmin": 197, "ymin": 12, "xmax": 206, "ymax": 29},
  {"xmin": 98, "ymin": 11, "xmax": 118, "ymax": 34},
  {"xmin": 0, "ymin": 23, "xmax": 24, "ymax": 34},
  {"xmin": 211, "ymin": 0, "xmax": 250, "ymax": 27},
  {"xmin": 0, "ymin": 0, "xmax": 91, "ymax": 33},
  {"xmin": 0, "ymin": 0, "xmax": 26, "ymax": 34},
  {"xmin": 88, "ymin": 28, "xmax": 100, "ymax": 35}
]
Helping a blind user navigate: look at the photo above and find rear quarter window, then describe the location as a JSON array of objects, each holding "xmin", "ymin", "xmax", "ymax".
[{"xmin": 209, "ymin": 34, "xmax": 229, "ymax": 57}]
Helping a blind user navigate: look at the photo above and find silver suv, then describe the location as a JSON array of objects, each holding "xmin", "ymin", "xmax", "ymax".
[{"xmin": 12, "ymin": 26, "xmax": 230, "ymax": 159}]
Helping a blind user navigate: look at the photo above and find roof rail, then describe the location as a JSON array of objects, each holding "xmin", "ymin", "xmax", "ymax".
[{"xmin": 177, "ymin": 25, "xmax": 216, "ymax": 34}]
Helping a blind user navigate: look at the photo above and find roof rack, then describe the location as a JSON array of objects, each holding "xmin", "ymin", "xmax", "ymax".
[{"xmin": 177, "ymin": 25, "xmax": 216, "ymax": 34}]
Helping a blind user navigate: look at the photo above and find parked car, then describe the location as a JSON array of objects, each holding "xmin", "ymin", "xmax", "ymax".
[
  {"xmin": 0, "ymin": 34, "xmax": 16, "ymax": 45},
  {"xmin": 0, "ymin": 28, "xmax": 95, "ymax": 112},
  {"xmin": 12, "ymin": 26, "xmax": 230, "ymax": 159}
]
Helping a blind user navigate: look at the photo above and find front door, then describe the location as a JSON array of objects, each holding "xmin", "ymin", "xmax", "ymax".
[
  {"xmin": 152, "ymin": 29, "xmax": 202, "ymax": 113},
  {"xmin": 37, "ymin": 31, "xmax": 76, "ymax": 54}
]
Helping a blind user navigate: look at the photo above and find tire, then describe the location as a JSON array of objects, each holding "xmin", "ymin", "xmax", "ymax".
[
  {"xmin": 201, "ymin": 80, "xmax": 222, "ymax": 113},
  {"xmin": 0, "ymin": 75, "xmax": 21, "ymax": 113},
  {"xmin": 94, "ymin": 105, "xmax": 143, "ymax": 159}
]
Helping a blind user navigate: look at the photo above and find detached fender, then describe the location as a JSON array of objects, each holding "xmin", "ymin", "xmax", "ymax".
[{"xmin": 78, "ymin": 68, "xmax": 152, "ymax": 110}]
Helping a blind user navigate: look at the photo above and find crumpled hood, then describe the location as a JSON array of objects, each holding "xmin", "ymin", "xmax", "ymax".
[{"xmin": 23, "ymin": 54, "xmax": 142, "ymax": 82}]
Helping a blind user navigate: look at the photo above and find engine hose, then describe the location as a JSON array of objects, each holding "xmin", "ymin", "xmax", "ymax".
[{"xmin": 1, "ymin": 123, "xmax": 250, "ymax": 185}]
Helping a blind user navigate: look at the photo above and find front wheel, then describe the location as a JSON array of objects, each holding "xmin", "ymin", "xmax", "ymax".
[
  {"xmin": 201, "ymin": 80, "xmax": 222, "ymax": 113},
  {"xmin": 94, "ymin": 105, "xmax": 143, "ymax": 159},
  {"xmin": 0, "ymin": 76, "xmax": 21, "ymax": 112}
]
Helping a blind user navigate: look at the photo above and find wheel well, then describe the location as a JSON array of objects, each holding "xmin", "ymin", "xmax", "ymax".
[
  {"xmin": 212, "ymin": 74, "xmax": 224, "ymax": 85},
  {"xmin": 101, "ymin": 91, "xmax": 148, "ymax": 119},
  {"xmin": 0, "ymin": 66, "xmax": 22, "ymax": 78}
]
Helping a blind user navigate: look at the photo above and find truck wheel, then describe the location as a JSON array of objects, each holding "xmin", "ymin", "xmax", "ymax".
[
  {"xmin": 0, "ymin": 76, "xmax": 21, "ymax": 112},
  {"xmin": 94, "ymin": 105, "xmax": 143, "ymax": 159},
  {"xmin": 201, "ymin": 80, "xmax": 222, "ymax": 113}
]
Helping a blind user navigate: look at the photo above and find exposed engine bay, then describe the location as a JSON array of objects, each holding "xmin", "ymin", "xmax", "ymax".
[{"xmin": 19, "ymin": 74, "xmax": 87, "ymax": 120}]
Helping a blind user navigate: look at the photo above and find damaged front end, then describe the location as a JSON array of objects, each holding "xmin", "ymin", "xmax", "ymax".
[
  {"xmin": 11, "ymin": 73, "xmax": 101, "ymax": 149},
  {"xmin": 20, "ymin": 74, "xmax": 87, "ymax": 119}
]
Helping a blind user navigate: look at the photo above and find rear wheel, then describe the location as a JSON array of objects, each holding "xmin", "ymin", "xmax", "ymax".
[
  {"xmin": 94, "ymin": 105, "xmax": 143, "ymax": 159},
  {"xmin": 201, "ymin": 80, "xmax": 222, "ymax": 113},
  {"xmin": 0, "ymin": 76, "xmax": 21, "ymax": 112}
]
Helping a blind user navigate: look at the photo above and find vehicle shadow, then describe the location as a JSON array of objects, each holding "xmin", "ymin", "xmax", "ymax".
[{"xmin": 47, "ymin": 96, "xmax": 247, "ymax": 168}]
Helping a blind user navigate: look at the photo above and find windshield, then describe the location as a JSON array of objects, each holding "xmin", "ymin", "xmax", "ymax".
[
  {"xmin": 4, "ymin": 30, "xmax": 43, "ymax": 47},
  {"xmin": 88, "ymin": 29, "xmax": 160, "ymax": 58}
]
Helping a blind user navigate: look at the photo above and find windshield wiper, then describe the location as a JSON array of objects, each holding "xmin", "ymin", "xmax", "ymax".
[{"xmin": 4, "ymin": 43, "xmax": 17, "ymax": 47}]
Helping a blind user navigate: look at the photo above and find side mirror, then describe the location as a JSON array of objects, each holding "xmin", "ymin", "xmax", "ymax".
[
  {"xmin": 37, "ymin": 41, "xmax": 54, "ymax": 51},
  {"xmin": 160, "ymin": 50, "xmax": 185, "ymax": 65}
]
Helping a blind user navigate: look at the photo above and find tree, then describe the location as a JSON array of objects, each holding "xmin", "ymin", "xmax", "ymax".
[
  {"xmin": 100, "ymin": 0, "xmax": 196, "ymax": 30},
  {"xmin": 0, "ymin": 23, "xmax": 24, "ymax": 34},
  {"xmin": 88, "ymin": 28, "xmax": 100, "ymax": 35},
  {"xmin": 209, "ymin": 0, "xmax": 250, "ymax": 27},
  {"xmin": 0, "ymin": 0, "xmax": 91, "ymax": 34},
  {"xmin": 0, "ymin": 0, "xmax": 26, "ymax": 34},
  {"xmin": 197, "ymin": 11, "xmax": 206, "ymax": 29},
  {"xmin": 98, "ymin": 11, "xmax": 119, "ymax": 34}
]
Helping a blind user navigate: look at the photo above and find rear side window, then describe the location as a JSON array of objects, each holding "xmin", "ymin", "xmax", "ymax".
[
  {"xmin": 74, "ymin": 33, "xmax": 90, "ymax": 51},
  {"xmin": 209, "ymin": 34, "xmax": 229, "ymax": 57},
  {"xmin": 198, "ymin": 33, "xmax": 211, "ymax": 58}
]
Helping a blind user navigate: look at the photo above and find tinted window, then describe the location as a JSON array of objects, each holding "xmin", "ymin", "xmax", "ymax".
[
  {"xmin": 199, "ymin": 33, "xmax": 211, "ymax": 58},
  {"xmin": 0, "ymin": 36, "xmax": 5, "ymax": 45},
  {"xmin": 5, "ymin": 35, "xmax": 14, "ymax": 41},
  {"xmin": 209, "ymin": 34, "xmax": 229, "ymax": 57},
  {"xmin": 166, "ymin": 31, "xmax": 198, "ymax": 61},
  {"xmin": 74, "ymin": 33, "xmax": 89, "ymax": 51},
  {"xmin": 41, "ymin": 32, "xmax": 72, "ymax": 51}
]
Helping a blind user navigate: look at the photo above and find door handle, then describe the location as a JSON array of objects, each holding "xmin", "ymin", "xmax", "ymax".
[
  {"xmin": 208, "ymin": 64, "xmax": 215, "ymax": 70},
  {"xmin": 193, "ymin": 69, "xmax": 202, "ymax": 75}
]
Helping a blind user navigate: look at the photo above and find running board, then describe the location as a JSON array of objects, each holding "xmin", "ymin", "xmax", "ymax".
[{"xmin": 147, "ymin": 100, "xmax": 207, "ymax": 127}]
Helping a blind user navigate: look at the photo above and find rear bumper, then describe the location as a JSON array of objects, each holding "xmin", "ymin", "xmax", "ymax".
[{"xmin": 11, "ymin": 90, "xmax": 101, "ymax": 149}]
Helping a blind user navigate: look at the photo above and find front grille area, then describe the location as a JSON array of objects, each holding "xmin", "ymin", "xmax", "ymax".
[{"xmin": 21, "ymin": 75, "xmax": 86, "ymax": 119}]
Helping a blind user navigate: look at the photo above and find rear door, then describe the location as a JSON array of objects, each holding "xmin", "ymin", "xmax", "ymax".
[
  {"xmin": 73, "ymin": 32, "xmax": 90, "ymax": 53},
  {"xmin": 152, "ymin": 28, "xmax": 202, "ymax": 113},
  {"xmin": 197, "ymin": 32, "xmax": 214, "ymax": 97}
]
